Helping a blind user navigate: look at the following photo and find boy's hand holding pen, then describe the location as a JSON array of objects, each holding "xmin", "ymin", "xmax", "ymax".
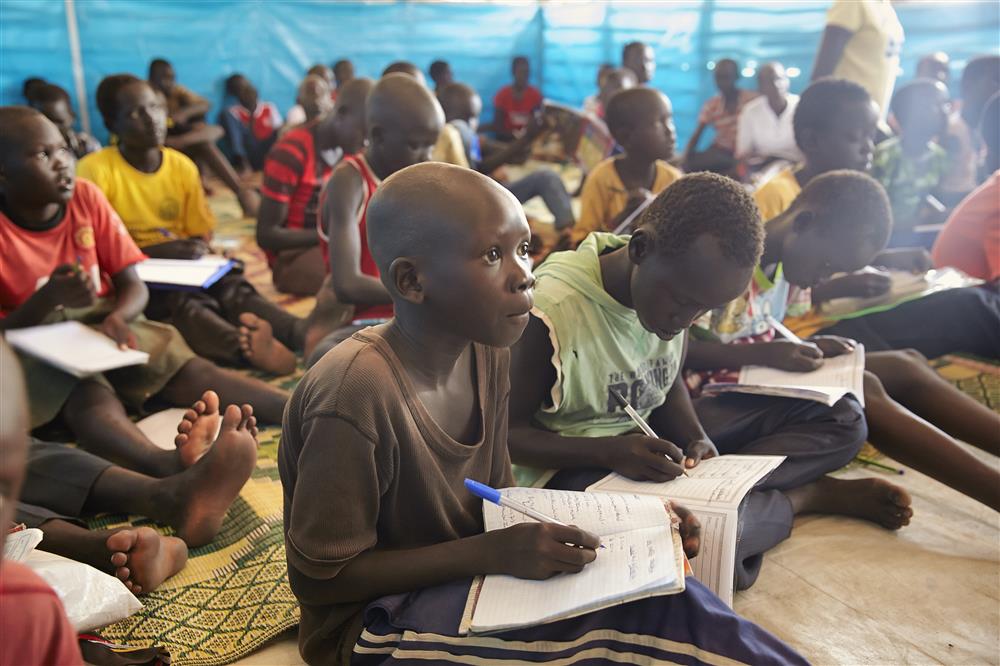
[
  {"xmin": 44, "ymin": 261, "xmax": 96, "ymax": 310},
  {"xmin": 609, "ymin": 389, "xmax": 693, "ymax": 481}
]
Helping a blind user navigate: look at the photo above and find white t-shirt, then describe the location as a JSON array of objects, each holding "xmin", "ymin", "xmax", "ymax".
[
  {"xmin": 735, "ymin": 94, "xmax": 803, "ymax": 162},
  {"xmin": 827, "ymin": 0, "xmax": 904, "ymax": 121}
]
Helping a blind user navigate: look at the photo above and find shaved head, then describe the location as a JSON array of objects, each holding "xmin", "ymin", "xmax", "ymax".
[
  {"xmin": 336, "ymin": 76, "xmax": 375, "ymax": 115},
  {"xmin": 0, "ymin": 106, "xmax": 46, "ymax": 159},
  {"xmin": 367, "ymin": 73, "xmax": 442, "ymax": 131},
  {"xmin": 367, "ymin": 162, "xmax": 518, "ymax": 277}
]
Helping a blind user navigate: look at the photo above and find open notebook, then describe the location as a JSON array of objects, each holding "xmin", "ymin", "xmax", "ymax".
[
  {"xmin": 135, "ymin": 256, "xmax": 234, "ymax": 291},
  {"xmin": 820, "ymin": 267, "xmax": 983, "ymax": 319},
  {"xmin": 588, "ymin": 454, "xmax": 785, "ymax": 606},
  {"xmin": 459, "ymin": 489, "xmax": 685, "ymax": 635},
  {"xmin": 702, "ymin": 344, "xmax": 865, "ymax": 407},
  {"xmin": 5, "ymin": 321, "xmax": 149, "ymax": 378}
]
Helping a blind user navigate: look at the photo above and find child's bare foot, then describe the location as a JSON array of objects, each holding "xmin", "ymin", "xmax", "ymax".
[
  {"xmin": 168, "ymin": 403, "xmax": 258, "ymax": 547},
  {"xmin": 106, "ymin": 527, "xmax": 188, "ymax": 595},
  {"xmin": 174, "ymin": 390, "xmax": 222, "ymax": 467},
  {"xmin": 788, "ymin": 475, "xmax": 913, "ymax": 530},
  {"xmin": 238, "ymin": 313, "xmax": 296, "ymax": 375}
]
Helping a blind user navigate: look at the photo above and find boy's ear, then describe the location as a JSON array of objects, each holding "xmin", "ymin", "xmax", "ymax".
[
  {"xmin": 388, "ymin": 256, "xmax": 423, "ymax": 304},
  {"xmin": 791, "ymin": 209, "xmax": 816, "ymax": 233},
  {"xmin": 628, "ymin": 228, "xmax": 653, "ymax": 265},
  {"xmin": 369, "ymin": 124, "xmax": 384, "ymax": 145},
  {"xmin": 797, "ymin": 127, "xmax": 818, "ymax": 157}
]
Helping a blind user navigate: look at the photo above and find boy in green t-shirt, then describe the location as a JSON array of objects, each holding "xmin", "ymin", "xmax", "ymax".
[{"xmin": 510, "ymin": 173, "xmax": 904, "ymax": 590}]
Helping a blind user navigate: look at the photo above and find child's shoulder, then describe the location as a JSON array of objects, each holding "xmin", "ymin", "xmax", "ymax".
[
  {"xmin": 292, "ymin": 328, "xmax": 404, "ymax": 422},
  {"xmin": 76, "ymin": 145, "xmax": 117, "ymax": 172},
  {"xmin": 160, "ymin": 146, "xmax": 200, "ymax": 175}
]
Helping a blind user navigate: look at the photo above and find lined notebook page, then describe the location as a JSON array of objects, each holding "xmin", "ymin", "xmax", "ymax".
[
  {"xmin": 470, "ymin": 490, "xmax": 679, "ymax": 632},
  {"xmin": 588, "ymin": 455, "xmax": 785, "ymax": 508},
  {"xmin": 737, "ymin": 345, "xmax": 865, "ymax": 406},
  {"xmin": 471, "ymin": 526, "xmax": 676, "ymax": 631},
  {"xmin": 485, "ymin": 488, "xmax": 671, "ymax": 535}
]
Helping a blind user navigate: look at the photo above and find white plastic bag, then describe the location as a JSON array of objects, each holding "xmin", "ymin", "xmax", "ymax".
[{"xmin": 25, "ymin": 550, "xmax": 143, "ymax": 631}]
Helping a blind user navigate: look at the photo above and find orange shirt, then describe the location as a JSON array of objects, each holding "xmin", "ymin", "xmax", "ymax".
[
  {"xmin": 0, "ymin": 560, "xmax": 84, "ymax": 666},
  {"xmin": 932, "ymin": 171, "xmax": 1000, "ymax": 281},
  {"xmin": 0, "ymin": 178, "xmax": 146, "ymax": 317}
]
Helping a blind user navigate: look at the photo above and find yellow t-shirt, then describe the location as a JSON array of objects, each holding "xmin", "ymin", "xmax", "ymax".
[
  {"xmin": 826, "ymin": 0, "xmax": 904, "ymax": 122},
  {"xmin": 753, "ymin": 167, "xmax": 802, "ymax": 222},
  {"xmin": 576, "ymin": 156, "xmax": 681, "ymax": 242},
  {"xmin": 753, "ymin": 168, "xmax": 832, "ymax": 338},
  {"xmin": 77, "ymin": 146, "xmax": 215, "ymax": 248},
  {"xmin": 431, "ymin": 124, "xmax": 470, "ymax": 169}
]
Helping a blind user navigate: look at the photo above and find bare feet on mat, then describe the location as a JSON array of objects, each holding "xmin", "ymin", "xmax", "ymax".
[
  {"xmin": 174, "ymin": 390, "xmax": 222, "ymax": 467},
  {"xmin": 238, "ymin": 313, "xmax": 297, "ymax": 375},
  {"xmin": 788, "ymin": 475, "xmax": 913, "ymax": 530},
  {"xmin": 169, "ymin": 403, "xmax": 258, "ymax": 547},
  {"xmin": 106, "ymin": 527, "xmax": 188, "ymax": 595}
]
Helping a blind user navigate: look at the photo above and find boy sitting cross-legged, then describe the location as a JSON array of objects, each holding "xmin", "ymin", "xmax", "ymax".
[{"xmin": 279, "ymin": 161, "xmax": 807, "ymax": 666}]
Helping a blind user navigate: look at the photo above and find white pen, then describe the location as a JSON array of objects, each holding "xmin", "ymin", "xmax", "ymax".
[
  {"xmin": 765, "ymin": 314, "xmax": 804, "ymax": 344},
  {"xmin": 611, "ymin": 389, "xmax": 690, "ymax": 477}
]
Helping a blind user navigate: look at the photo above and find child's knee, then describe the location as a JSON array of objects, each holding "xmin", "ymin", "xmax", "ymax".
[
  {"xmin": 826, "ymin": 395, "xmax": 868, "ymax": 458},
  {"xmin": 863, "ymin": 369, "xmax": 891, "ymax": 403}
]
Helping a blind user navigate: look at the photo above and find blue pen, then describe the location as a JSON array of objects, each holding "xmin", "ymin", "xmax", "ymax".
[{"xmin": 464, "ymin": 479, "xmax": 604, "ymax": 548}]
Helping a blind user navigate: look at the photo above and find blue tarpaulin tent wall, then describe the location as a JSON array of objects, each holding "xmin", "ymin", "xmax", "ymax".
[{"xmin": 1, "ymin": 1, "xmax": 998, "ymax": 145}]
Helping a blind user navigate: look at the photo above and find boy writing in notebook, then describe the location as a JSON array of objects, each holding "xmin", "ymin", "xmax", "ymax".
[
  {"xmin": 280, "ymin": 161, "xmax": 806, "ymax": 666},
  {"xmin": 710, "ymin": 170, "xmax": 1000, "ymax": 510},
  {"xmin": 305, "ymin": 74, "xmax": 443, "ymax": 365},
  {"xmin": 258, "ymin": 77, "xmax": 373, "ymax": 296},
  {"xmin": 0, "ymin": 107, "xmax": 287, "ymax": 467},
  {"xmin": 508, "ymin": 173, "xmax": 906, "ymax": 591},
  {"xmin": 756, "ymin": 76, "xmax": 1000, "ymax": 360},
  {"xmin": 79, "ymin": 74, "xmax": 303, "ymax": 375},
  {"xmin": 574, "ymin": 87, "xmax": 681, "ymax": 243}
]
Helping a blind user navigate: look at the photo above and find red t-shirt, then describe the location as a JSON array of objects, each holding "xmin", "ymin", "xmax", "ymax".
[
  {"xmin": 0, "ymin": 179, "xmax": 147, "ymax": 317},
  {"xmin": 260, "ymin": 123, "xmax": 334, "ymax": 265},
  {"xmin": 933, "ymin": 171, "xmax": 1000, "ymax": 281},
  {"xmin": 317, "ymin": 153, "xmax": 393, "ymax": 321},
  {"xmin": 493, "ymin": 84, "xmax": 543, "ymax": 135},
  {"xmin": 0, "ymin": 560, "xmax": 84, "ymax": 666},
  {"xmin": 226, "ymin": 101, "xmax": 281, "ymax": 141}
]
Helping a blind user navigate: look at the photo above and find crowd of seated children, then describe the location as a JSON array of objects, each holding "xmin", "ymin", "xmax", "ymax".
[
  {"xmin": 0, "ymin": 108, "xmax": 288, "ymax": 492},
  {"xmin": 940, "ymin": 55, "xmax": 999, "ymax": 204},
  {"xmin": 575, "ymin": 87, "xmax": 680, "ymax": 241},
  {"xmin": 509, "ymin": 173, "xmax": 905, "ymax": 591},
  {"xmin": 24, "ymin": 80, "xmax": 101, "ymax": 159},
  {"xmin": 285, "ymin": 64, "xmax": 336, "ymax": 129},
  {"xmin": 872, "ymin": 78, "xmax": 951, "ymax": 248},
  {"xmin": 492, "ymin": 56, "xmax": 543, "ymax": 140},
  {"xmin": 689, "ymin": 169, "xmax": 1000, "ymax": 510},
  {"xmin": 280, "ymin": 161, "xmax": 808, "ymax": 666},
  {"xmin": 684, "ymin": 59, "xmax": 758, "ymax": 175},
  {"xmin": 736, "ymin": 62, "xmax": 803, "ymax": 176},
  {"xmin": 220, "ymin": 73, "xmax": 282, "ymax": 176},
  {"xmin": 77, "ymin": 74, "xmax": 305, "ymax": 376},
  {"xmin": 755, "ymin": 76, "xmax": 1000, "ymax": 361},
  {"xmin": 258, "ymin": 78, "xmax": 373, "ymax": 298},
  {"xmin": 438, "ymin": 82, "xmax": 576, "ymax": 240},
  {"xmin": 0, "ymin": 346, "xmax": 84, "ymax": 666},
  {"xmin": 147, "ymin": 58, "xmax": 259, "ymax": 217},
  {"xmin": 306, "ymin": 73, "xmax": 443, "ymax": 366},
  {"xmin": 933, "ymin": 91, "xmax": 1000, "ymax": 281}
]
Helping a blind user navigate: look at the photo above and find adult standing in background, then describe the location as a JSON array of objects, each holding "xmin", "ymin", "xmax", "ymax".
[{"xmin": 810, "ymin": 0, "xmax": 904, "ymax": 131}]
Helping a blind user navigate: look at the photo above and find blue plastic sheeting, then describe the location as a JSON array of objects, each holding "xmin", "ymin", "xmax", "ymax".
[{"xmin": 2, "ymin": 1, "xmax": 998, "ymax": 146}]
